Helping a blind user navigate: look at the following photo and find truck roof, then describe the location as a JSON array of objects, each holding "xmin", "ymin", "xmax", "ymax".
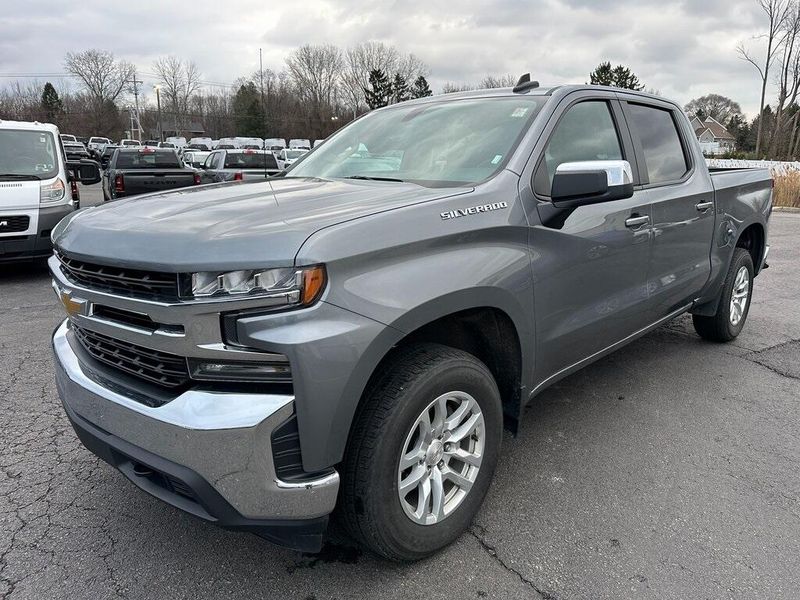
[
  {"xmin": 393, "ymin": 84, "xmax": 670, "ymax": 107},
  {"xmin": 0, "ymin": 119, "xmax": 59, "ymax": 134}
]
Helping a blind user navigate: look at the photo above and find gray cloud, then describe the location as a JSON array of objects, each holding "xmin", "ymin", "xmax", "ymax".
[{"xmin": 0, "ymin": 0, "xmax": 774, "ymax": 115}]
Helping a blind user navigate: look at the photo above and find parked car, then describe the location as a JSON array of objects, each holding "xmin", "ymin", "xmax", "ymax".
[
  {"xmin": 188, "ymin": 137, "xmax": 213, "ymax": 151},
  {"xmin": 214, "ymin": 137, "xmax": 240, "ymax": 149},
  {"xmin": 313, "ymin": 139, "xmax": 325, "ymax": 148},
  {"xmin": 87, "ymin": 136, "xmax": 111, "ymax": 158},
  {"xmin": 119, "ymin": 139, "xmax": 141, "ymax": 148},
  {"xmin": 182, "ymin": 150, "xmax": 210, "ymax": 169},
  {"xmin": 289, "ymin": 138, "xmax": 311, "ymax": 149},
  {"xmin": 60, "ymin": 134, "xmax": 77, "ymax": 144},
  {"xmin": 101, "ymin": 147, "xmax": 199, "ymax": 201},
  {"xmin": 276, "ymin": 148, "xmax": 308, "ymax": 169},
  {"xmin": 143, "ymin": 140, "xmax": 160, "ymax": 148},
  {"xmin": 264, "ymin": 137, "xmax": 286, "ymax": 152},
  {"xmin": 183, "ymin": 143, "xmax": 211, "ymax": 153},
  {"xmin": 98, "ymin": 145, "xmax": 120, "ymax": 169},
  {"xmin": 63, "ymin": 141, "xmax": 90, "ymax": 161},
  {"xmin": 76, "ymin": 136, "xmax": 89, "ymax": 146},
  {"xmin": 158, "ymin": 141, "xmax": 175, "ymax": 149},
  {"xmin": 165, "ymin": 136, "xmax": 187, "ymax": 149},
  {"xmin": 0, "ymin": 120, "xmax": 100, "ymax": 262},
  {"xmin": 200, "ymin": 149, "xmax": 280, "ymax": 182},
  {"xmin": 49, "ymin": 83, "xmax": 772, "ymax": 559}
]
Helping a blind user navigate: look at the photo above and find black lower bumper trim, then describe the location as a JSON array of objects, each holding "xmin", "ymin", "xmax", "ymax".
[{"xmin": 62, "ymin": 400, "xmax": 328, "ymax": 552}]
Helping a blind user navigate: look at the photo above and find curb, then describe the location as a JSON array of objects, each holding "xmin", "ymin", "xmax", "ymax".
[{"xmin": 773, "ymin": 206, "xmax": 800, "ymax": 213}]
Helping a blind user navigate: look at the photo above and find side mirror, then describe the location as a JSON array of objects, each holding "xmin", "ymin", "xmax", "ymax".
[
  {"xmin": 551, "ymin": 160, "xmax": 634, "ymax": 209},
  {"xmin": 72, "ymin": 159, "xmax": 102, "ymax": 185}
]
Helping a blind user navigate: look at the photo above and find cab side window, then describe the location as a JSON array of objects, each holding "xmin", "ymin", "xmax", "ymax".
[
  {"xmin": 534, "ymin": 101, "xmax": 623, "ymax": 197},
  {"xmin": 625, "ymin": 103, "xmax": 688, "ymax": 184}
]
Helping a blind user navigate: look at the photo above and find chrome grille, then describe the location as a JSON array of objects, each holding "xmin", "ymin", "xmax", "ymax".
[{"xmin": 72, "ymin": 324, "xmax": 189, "ymax": 388}]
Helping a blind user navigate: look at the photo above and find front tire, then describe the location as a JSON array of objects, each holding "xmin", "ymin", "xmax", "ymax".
[
  {"xmin": 693, "ymin": 247, "xmax": 754, "ymax": 342},
  {"xmin": 340, "ymin": 343, "xmax": 503, "ymax": 561}
]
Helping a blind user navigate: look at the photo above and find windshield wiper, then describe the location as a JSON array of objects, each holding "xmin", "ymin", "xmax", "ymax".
[
  {"xmin": 343, "ymin": 175, "xmax": 405, "ymax": 183},
  {"xmin": 0, "ymin": 173, "xmax": 40, "ymax": 180}
]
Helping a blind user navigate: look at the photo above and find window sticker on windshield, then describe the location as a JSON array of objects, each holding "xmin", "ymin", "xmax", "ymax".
[
  {"xmin": 40, "ymin": 136, "xmax": 46, "ymax": 143},
  {"xmin": 510, "ymin": 107, "xmax": 529, "ymax": 118},
  {"xmin": 491, "ymin": 154, "xmax": 503, "ymax": 164}
]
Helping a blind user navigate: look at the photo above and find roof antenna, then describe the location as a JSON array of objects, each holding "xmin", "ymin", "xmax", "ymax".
[{"xmin": 513, "ymin": 73, "xmax": 540, "ymax": 93}]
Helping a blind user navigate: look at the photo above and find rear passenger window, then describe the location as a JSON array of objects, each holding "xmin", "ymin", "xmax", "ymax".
[
  {"xmin": 535, "ymin": 101, "xmax": 623, "ymax": 196},
  {"xmin": 626, "ymin": 103, "xmax": 688, "ymax": 184}
]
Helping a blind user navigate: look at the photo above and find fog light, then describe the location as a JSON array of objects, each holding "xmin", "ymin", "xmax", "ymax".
[{"xmin": 188, "ymin": 358, "xmax": 291, "ymax": 382}]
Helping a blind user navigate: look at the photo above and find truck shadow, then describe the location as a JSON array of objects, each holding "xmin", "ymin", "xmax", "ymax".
[{"xmin": 0, "ymin": 258, "xmax": 50, "ymax": 280}]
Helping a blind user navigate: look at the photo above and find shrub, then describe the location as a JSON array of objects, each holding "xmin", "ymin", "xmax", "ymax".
[{"xmin": 773, "ymin": 171, "xmax": 800, "ymax": 207}]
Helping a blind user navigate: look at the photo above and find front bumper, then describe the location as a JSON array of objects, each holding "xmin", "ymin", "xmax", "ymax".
[
  {"xmin": 53, "ymin": 320, "xmax": 340, "ymax": 551},
  {"xmin": 0, "ymin": 204, "xmax": 73, "ymax": 262}
]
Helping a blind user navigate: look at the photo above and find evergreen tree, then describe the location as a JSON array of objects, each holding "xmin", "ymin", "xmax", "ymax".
[
  {"xmin": 589, "ymin": 62, "xmax": 644, "ymax": 90},
  {"xmin": 232, "ymin": 82, "xmax": 264, "ymax": 136},
  {"xmin": 410, "ymin": 75, "xmax": 433, "ymax": 99},
  {"xmin": 391, "ymin": 73, "xmax": 410, "ymax": 104},
  {"xmin": 40, "ymin": 82, "xmax": 63, "ymax": 122},
  {"xmin": 364, "ymin": 69, "xmax": 391, "ymax": 109}
]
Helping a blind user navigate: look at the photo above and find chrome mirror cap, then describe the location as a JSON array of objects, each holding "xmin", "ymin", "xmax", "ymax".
[{"xmin": 555, "ymin": 160, "xmax": 633, "ymax": 187}]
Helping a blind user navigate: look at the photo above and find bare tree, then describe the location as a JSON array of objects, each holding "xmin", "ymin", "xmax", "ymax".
[
  {"xmin": 738, "ymin": 0, "xmax": 793, "ymax": 155},
  {"xmin": 480, "ymin": 74, "xmax": 517, "ymax": 88},
  {"xmin": 65, "ymin": 49, "xmax": 134, "ymax": 104},
  {"xmin": 340, "ymin": 42, "xmax": 429, "ymax": 117},
  {"xmin": 153, "ymin": 56, "xmax": 202, "ymax": 132},
  {"xmin": 764, "ymin": 1, "xmax": 800, "ymax": 157},
  {"xmin": 286, "ymin": 44, "xmax": 344, "ymax": 135}
]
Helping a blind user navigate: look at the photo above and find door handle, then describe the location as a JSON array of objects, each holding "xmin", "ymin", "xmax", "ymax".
[
  {"xmin": 696, "ymin": 201, "xmax": 714, "ymax": 212},
  {"xmin": 625, "ymin": 215, "xmax": 650, "ymax": 228}
]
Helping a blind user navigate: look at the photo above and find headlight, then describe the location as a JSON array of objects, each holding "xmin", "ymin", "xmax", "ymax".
[
  {"xmin": 40, "ymin": 178, "xmax": 66, "ymax": 204},
  {"xmin": 189, "ymin": 265, "xmax": 326, "ymax": 306}
]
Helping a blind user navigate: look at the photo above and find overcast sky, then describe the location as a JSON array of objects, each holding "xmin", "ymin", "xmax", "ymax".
[{"xmin": 0, "ymin": 0, "xmax": 773, "ymax": 116}]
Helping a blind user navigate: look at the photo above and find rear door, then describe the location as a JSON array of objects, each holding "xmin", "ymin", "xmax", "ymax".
[
  {"xmin": 526, "ymin": 93, "xmax": 654, "ymax": 384},
  {"xmin": 620, "ymin": 98, "xmax": 714, "ymax": 319}
]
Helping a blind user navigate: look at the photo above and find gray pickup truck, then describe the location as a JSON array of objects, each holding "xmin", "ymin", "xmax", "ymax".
[{"xmin": 49, "ymin": 82, "xmax": 772, "ymax": 560}]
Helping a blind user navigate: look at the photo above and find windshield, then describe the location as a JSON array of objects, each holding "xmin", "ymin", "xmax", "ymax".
[
  {"xmin": 0, "ymin": 129, "xmax": 58, "ymax": 179},
  {"xmin": 289, "ymin": 97, "xmax": 543, "ymax": 186},
  {"xmin": 115, "ymin": 150, "xmax": 181, "ymax": 169},
  {"xmin": 224, "ymin": 152, "xmax": 278, "ymax": 169}
]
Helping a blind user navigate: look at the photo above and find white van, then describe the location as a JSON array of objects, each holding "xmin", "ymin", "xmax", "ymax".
[
  {"xmin": 0, "ymin": 120, "xmax": 101, "ymax": 262},
  {"xmin": 165, "ymin": 136, "xmax": 187, "ymax": 149},
  {"xmin": 187, "ymin": 137, "xmax": 213, "ymax": 151},
  {"xmin": 289, "ymin": 138, "xmax": 311, "ymax": 150}
]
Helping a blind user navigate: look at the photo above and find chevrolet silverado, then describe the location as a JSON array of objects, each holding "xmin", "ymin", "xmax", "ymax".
[{"xmin": 50, "ymin": 80, "xmax": 772, "ymax": 560}]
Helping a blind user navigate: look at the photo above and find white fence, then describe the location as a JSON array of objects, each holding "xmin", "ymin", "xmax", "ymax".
[{"xmin": 706, "ymin": 158, "xmax": 800, "ymax": 176}]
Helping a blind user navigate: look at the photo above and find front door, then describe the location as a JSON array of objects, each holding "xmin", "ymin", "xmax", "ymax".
[{"xmin": 528, "ymin": 98, "xmax": 653, "ymax": 385}]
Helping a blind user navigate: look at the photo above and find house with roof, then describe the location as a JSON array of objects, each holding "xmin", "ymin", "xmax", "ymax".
[{"xmin": 690, "ymin": 115, "xmax": 736, "ymax": 155}]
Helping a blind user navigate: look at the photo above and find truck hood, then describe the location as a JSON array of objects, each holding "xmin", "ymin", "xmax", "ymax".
[{"xmin": 53, "ymin": 177, "xmax": 471, "ymax": 271}]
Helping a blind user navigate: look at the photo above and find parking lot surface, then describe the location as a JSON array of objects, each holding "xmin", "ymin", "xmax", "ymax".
[{"xmin": 1, "ymin": 190, "xmax": 798, "ymax": 599}]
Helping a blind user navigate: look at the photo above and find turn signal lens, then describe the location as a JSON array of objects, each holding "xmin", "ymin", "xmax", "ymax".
[{"xmin": 302, "ymin": 266, "xmax": 326, "ymax": 305}]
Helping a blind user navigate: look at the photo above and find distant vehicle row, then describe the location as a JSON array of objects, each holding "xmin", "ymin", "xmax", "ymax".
[{"xmin": 62, "ymin": 134, "xmax": 324, "ymax": 158}]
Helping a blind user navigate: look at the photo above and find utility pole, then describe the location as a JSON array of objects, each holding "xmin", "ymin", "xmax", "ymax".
[
  {"xmin": 154, "ymin": 85, "xmax": 163, "ymax": 143},
  {"xmin": 130, "ymin": 71, "xmax": 144, "ymax": 141},
  {"xmin": 259, "ymin": 48, "xmax": 267, "ymax": 143}
]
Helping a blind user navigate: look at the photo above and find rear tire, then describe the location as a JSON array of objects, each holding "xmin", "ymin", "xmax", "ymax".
[
  {"xmin": 692, "ymin": 247, "xmax": 754, "ymax": 342},
  {"xmin": 340, "ymin": 343, "xmax": 503, "ymax": 561}
]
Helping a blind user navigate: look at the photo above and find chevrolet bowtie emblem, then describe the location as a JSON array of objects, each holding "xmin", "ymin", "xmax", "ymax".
[{"xmin": 59, "ymin": 289, "xmax": 87, "ymax": 317}]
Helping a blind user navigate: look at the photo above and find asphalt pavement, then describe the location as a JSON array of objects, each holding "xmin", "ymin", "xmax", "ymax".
[{"xmin": 1, "ymin": 189, "xmax": 798, "ymax": 599}]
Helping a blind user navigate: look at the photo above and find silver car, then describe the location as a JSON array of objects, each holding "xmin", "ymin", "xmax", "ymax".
[{"xmin": 200, "ymin": 149, "xmax": 281, "ymax": 182}]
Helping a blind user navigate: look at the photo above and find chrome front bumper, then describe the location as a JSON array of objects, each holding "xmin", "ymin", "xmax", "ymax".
[{"xmin": 52, "ymin": 320, "xmax": 339, "ymax": 523}]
